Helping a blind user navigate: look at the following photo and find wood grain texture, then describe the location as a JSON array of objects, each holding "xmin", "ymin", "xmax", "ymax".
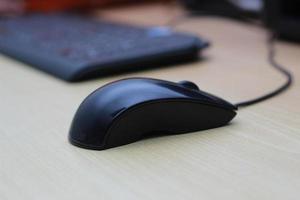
[{"xmin": 1, "ymin": 3, "xmax": 300, "ymax": 200}]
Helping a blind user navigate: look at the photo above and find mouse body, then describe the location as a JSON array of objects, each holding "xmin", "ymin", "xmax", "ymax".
[{"xmin": 69, "ymin": 78, "xmax": 237, "ymax": 150}]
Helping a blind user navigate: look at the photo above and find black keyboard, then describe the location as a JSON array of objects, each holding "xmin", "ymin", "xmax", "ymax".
[{"xmin": 0, "ymin": 14, "xmax": 208, "ymax": 81}]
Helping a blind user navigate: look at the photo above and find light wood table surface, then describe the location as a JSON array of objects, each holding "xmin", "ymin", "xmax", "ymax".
[{"xmin": 1, "ymin": 3, "xmax": 300, "ymax": 200}]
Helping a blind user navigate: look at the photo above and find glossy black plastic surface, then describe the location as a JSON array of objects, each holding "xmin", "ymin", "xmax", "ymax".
[{"xmin": 69, "ymin": 78, "xmax": 237, "ymax": 150}]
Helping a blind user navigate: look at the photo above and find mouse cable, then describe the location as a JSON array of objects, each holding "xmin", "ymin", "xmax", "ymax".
[
  {"xmin": 234, "ymin": 33, "xmax": 293, "ymax": 108},
  {"xmin": 165, "ymin": 12, "xmax": 293, "ymax": 108}
]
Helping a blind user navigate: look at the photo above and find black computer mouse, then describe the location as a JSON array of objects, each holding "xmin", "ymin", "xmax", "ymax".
[{"xmin": 69, "ymin": 78, "xmax": 237, "ymax": 150}]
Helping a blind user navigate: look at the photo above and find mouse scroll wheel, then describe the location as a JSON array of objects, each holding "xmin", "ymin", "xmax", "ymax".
[{"xmin": 178, "ymin": 81, "xmax": 200, "ymax": 91}]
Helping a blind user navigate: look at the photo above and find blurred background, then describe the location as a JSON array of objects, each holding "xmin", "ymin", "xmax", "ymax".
[
  {"xmin": 0, "ymin": 0, "xmax": 299, "ymax": 83},
  {"xmin": 1, "ymin": 0, "xmax": 299, "ymax": 41}
]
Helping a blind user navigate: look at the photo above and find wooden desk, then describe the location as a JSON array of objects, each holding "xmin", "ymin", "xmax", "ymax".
[{"xmin": 1, "ymin": 3, "xmax": 300, "ymax": 200}]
